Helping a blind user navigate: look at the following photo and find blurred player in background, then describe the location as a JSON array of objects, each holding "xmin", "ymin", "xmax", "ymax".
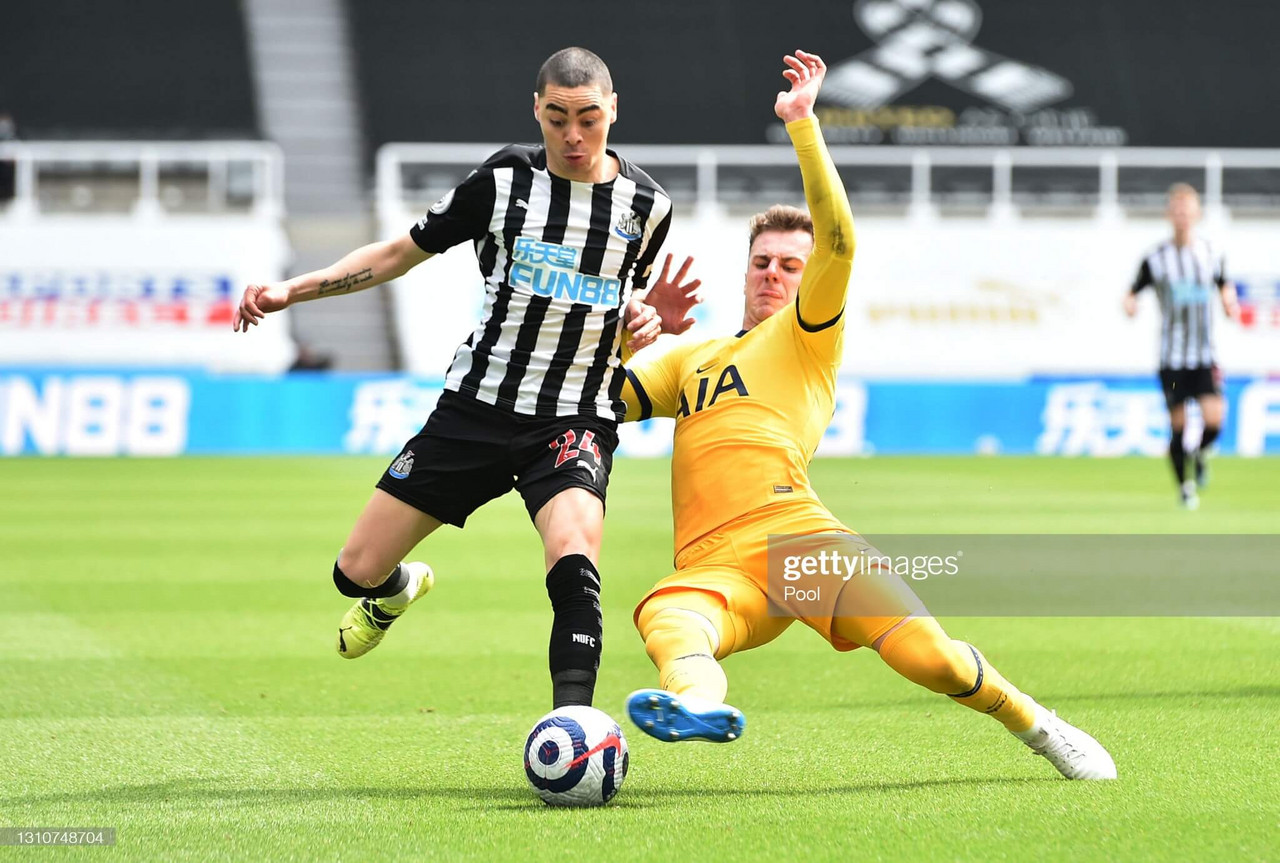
[
  {"xmin": 234, "ymin": 47, "xmax": 677, "ymax": 710},
  {"xmin": 620, "ymin": 50, "xmax": 1116, "ymax": 780},
  {"xmin": 1125, "ymin": 183, "xmax": 1240, "ymax": 509}
]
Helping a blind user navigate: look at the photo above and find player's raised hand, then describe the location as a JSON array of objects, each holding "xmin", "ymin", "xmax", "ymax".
[
  {"xmin": 645, "ymin": 253, "xmax": 702, "ymax": 337},
  {"xmin": 233, "ymin": 282, "xmax": 290, "ymax": 332},
  {"xmin": 775, "ymin": 50, "xmax": 826, "ymax": 123}
]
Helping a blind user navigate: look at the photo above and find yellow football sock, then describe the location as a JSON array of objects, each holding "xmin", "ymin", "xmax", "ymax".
[
  {"xmin": 876, "ymin": 617, "xmax": 1036, "ymax": 733},
  {"xmin": 638, "ymin": 607, "xmax": 729, "ymax": 703}
]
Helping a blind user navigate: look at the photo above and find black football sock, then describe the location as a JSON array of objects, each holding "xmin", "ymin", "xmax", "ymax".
[
  {"xmin": 546, "ymin": 554, "xmax": 603, "ymax": 708},
  {"xmin": 1168, "ymin": 430, "xmax": 1187, "ymax": 484},
  {"xmin": 1172, "ymin": 430, "xmax": 1187, "ymax": 483},
  {"xmin": 1199, "ymin": 424, "xmax": 1220, "ymax": 452},
  {"xmin": 332, "ymin": 561, "xmax": 408, "ymax": 599}
]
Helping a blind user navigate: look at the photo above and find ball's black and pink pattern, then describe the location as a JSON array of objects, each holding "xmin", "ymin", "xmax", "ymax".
[
  {"xmin": 524, "ymin": 714, "xmax": 590, "ymax": 795},
  {"xmin": 522, "ymin": 706, "xmax": 629, "ymax": 807}
]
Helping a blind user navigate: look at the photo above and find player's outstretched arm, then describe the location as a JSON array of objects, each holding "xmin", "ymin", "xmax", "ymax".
[
  {"xmin": 233, "ymin": 234, "xmax": 431, "ymax": 332},
  {"xmin": 1220, "ymin": 281, "xmax": 1241, "ymax": 320},
  {"xmin": 776, "ymin": 50, "xmax": 855, "ymax": 330},
  {"xmin": 1125, "ymin": 260, "xmax": 1152, "ymax": 317}
]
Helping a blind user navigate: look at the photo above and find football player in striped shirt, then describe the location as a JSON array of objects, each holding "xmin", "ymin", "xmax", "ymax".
[
  {"xmin": 232, "ymin": 48, "xmax": 677, "ymax": 711},
  {"xmin": 619, "ymin": 50, "xmax": 1116, "ymax": 780},
  {"xmin": 1126, "ymin": 184, "xmax": 1240, "ymax": 508}
]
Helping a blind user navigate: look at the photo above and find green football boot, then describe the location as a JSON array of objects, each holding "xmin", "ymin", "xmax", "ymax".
[{"xmin": 336, "ymin": 562, "xmax": 434, "ymax": 659}]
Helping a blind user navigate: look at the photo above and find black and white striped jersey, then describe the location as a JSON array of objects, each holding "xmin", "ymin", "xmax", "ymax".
[
  {"xmin": 1131, "ymin": 238, "xmax": 1228, "ymax": 370},
  {"xmin": 409, "ymin": 145, "xmax": 673, "ymax": 422}
]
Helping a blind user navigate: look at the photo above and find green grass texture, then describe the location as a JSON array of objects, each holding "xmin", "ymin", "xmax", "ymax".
[{"xmin": 2, "ymin": 456, "xmax": 1277, "ymax": 861}]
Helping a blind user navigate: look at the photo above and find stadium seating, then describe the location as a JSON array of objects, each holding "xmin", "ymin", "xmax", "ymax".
[{"xmin": 1, "ymin": 0, "xmax": 257, "ymax": 139}]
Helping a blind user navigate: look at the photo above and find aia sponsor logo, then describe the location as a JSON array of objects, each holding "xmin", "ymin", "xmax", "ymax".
[{"xmin": 678, "ymin": 364, "xmax": 748, "ymax": 418}]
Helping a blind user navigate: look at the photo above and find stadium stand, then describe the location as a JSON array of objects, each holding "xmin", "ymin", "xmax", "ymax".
[
  {"xmin": 239, "ymin": 0, "xmax": 398, "ymax": 371},
  {"xmin": 1, "ymin": 0, "xmax": 258, "ymax": 140}
]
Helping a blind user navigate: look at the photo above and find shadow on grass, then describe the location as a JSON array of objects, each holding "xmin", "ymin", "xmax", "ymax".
[
  {"xmin": 1031, "ymin": 684, "xmax": 1280, "ymax": 702},
  {"xmin": 812, "ymin": 684, "xmax": 1280, "ymax": 712},
  {"xmin": 3, "ymin": 774, "xmax": 1060, "ymax": 812},
  {"xmin": 483, "ymin": 776, "xmax": 1065, "ymax": 811}
]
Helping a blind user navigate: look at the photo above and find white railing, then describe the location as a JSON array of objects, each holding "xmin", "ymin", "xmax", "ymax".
[
  {"xmin": 0, "ymin": 140, "xmax": 285, "ymax": 219},
  {"xmin": 376, "ymin": 143, "xmax": 1280, "ymax": 220}
]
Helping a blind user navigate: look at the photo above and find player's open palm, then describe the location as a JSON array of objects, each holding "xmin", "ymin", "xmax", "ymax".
[
  {"xmin": 646, "ymin": 253, "xmax": 702, "ymax": 337},
  {"xmin": 775, "ymin": 50, "xmax": 826, "ymax": 124},
  {"xmin": 233, "ymin": 282, "xmax": 290, "ymax": 332}
]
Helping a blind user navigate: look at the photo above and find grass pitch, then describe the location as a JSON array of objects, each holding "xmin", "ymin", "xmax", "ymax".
[{"xmin": 2, "ymin": 456, "xmax": 1277, "ymax": 861}]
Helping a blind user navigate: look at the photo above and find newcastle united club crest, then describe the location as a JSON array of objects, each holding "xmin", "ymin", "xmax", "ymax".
[
  {"xmin": 388, "ymin": 449, "xmax": 415, "ymax": 479},
  {"xmin": 614, "ymin": 210, "xmax": 643, "ymax": 241}
]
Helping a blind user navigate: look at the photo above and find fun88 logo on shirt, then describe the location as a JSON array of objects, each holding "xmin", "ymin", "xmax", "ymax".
[
  {"xmin": 509, "ymin": 237, "xmax": 621, "ymax": 307},
  {"xmin": 1170, "ymin": 279, "xmax": 1211, "ymax": 307}
]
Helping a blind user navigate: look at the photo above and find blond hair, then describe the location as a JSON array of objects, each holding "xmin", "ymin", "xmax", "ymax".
[
  {"xmin": 1167, "ymin": 182, "xmax": 1200, "ymax": 202},
  {"xmin": 748, "ymin": 205, "xmax": 813, "ymax": 249}
]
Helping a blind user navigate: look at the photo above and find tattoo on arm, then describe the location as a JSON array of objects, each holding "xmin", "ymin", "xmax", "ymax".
[
  {"xmin": 318, "ymin": 268, "xmax": 374, "ymax": 297},
  {"xmin": 830, "ymin": 224, "xmax": 849, "ymax": 257}
]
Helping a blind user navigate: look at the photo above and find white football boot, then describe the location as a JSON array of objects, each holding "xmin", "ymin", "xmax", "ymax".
[{"xmin": 1017, "ymin": 703, "xmax": 1117, "ymax": 780}]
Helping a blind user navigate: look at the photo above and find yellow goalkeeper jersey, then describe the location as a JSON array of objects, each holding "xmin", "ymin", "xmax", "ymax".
[{"xmin": 622, "ymin": 117, "xmax": 854, "ymax": 556}]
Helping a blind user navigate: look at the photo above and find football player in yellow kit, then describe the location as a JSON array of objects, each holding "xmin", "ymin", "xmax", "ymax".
[{"xmin": 621, "ymin": 50, "xmax": 1116, "ymax": 780}]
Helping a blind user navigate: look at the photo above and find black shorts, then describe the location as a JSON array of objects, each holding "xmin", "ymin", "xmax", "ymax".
[
  {"xmin": 375, "ymin": 390, "xmax": 619, "ymax": 527},
  {"xmin": 1159, "ymin": 365, "xmax": 1222, "ymax": 410}
]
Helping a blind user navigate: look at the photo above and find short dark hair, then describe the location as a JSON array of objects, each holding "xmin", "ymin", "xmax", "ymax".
[
  {"xmin": 536, "ymin": 47, "xmax": 613, "ymax": 95},
  {"xmin": 748, "ymin": 205, "xmax": 814, "ymax": 249}
]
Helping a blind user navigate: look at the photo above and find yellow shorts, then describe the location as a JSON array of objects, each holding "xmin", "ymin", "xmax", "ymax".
[{"xmin": 633, "ymin": 502, "xmax": 922, "ymax": 655}]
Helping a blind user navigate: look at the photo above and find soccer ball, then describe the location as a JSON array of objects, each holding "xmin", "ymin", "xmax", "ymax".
[{"xmin": 523, "ymin": 705, "xmax": 629, "ymax": 807}]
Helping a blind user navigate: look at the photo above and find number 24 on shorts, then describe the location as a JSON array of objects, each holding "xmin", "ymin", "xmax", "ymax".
[{"xmin": 550, "ymin": 429, "xmax": 601, "ymax": 468}]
